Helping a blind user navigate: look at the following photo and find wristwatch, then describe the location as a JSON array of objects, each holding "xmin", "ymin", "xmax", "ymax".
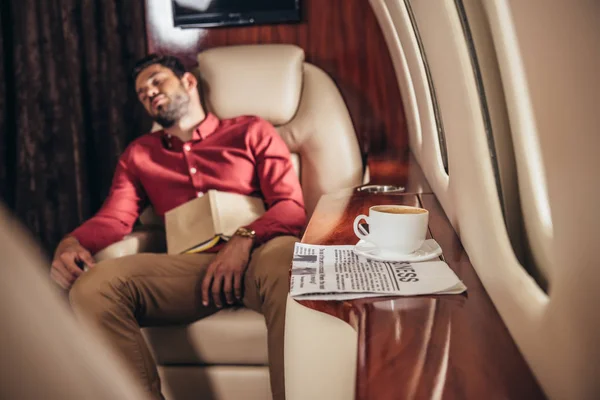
[{"xmin": 234, "ymin": 227, "xmax": 256, "ymax": 240}]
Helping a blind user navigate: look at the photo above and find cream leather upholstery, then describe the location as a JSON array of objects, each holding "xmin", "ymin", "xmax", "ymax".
[
  {"xmin": 197, "ymin": 45, "xmax": 304, "ymax": 126},
  {"xmin": 143, "ymin": 308, "xmax": 268, "ymax": 365},
  {"xmin": 370, "ymin": 0, "xmax": 600, "ymax": 399},
  {"xmin": 199, "ymin": 45, "xmax": 363, "ymax": 217},
  {"xmin": 285, "ymin": 296, "xmax": 358, "ymax": 400},
  {"xmin": 96, "ymin": 228, "xmax": 166, "ymax": 261},
  {"xmin": 158, "ymin": 366, "xmax": 271, "ymax": 400},
  {"xmin": 96, "ymin": 44, "xmax": 363, "ymax": 400},
  {"xmin": 0, "ymin": 206, "xmax": 149, "ymax": 400}
]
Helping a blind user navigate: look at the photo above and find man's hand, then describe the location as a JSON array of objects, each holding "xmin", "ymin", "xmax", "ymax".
[
  {"xmin": 50, "ymin": 236, "xmax": 96, "ymax": 290},
  {"xmin": 202, "ymin": 235, "xmax": 254, "ymax": 308}
]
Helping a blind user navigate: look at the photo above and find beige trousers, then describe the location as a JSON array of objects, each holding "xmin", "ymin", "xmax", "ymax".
[{"xmin": 69, "ymin": 236, "xmax": 298, "ymax": 400}]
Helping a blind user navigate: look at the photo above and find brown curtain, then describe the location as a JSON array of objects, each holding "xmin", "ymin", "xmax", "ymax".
[{"xmin": 0, "ymin": 0, "xmax": 151, "ymax": 254}]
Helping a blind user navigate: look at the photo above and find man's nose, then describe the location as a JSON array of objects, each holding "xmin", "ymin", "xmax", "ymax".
[{"xmin": 146, "ymin": 86, "xmax": 159, "ymax": 98}]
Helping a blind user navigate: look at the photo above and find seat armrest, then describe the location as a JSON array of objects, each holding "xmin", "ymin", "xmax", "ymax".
[{"xmin": 94, "ymin": 228, "xmax": 166, "ymax": 262}]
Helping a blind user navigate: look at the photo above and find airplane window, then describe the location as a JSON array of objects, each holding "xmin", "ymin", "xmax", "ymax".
[
  {"xmin": 453, "ymin": 0, "xmax": 546, "ymax": 289},
  {"xmin": 452, "ymin": 0, "xmax": 506, "ymax": 217},
  {"xmin": 404, "ymin": 0, "xmax": 449, "ymax": 174}
]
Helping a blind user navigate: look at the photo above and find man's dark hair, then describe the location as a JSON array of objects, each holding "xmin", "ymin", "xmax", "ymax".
[{"xmin": 131, "ymin": 54, "xmax": 187, "ymax": 83}]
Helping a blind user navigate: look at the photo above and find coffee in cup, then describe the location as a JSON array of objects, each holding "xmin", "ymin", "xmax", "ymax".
[{"xmin": 353, "ymin": 205, "xmax": 429, "ymax": 254}]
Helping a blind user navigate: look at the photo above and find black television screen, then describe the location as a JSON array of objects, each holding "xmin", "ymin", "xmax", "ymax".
[{"xmin": 172, "ymin": 0, "xmax": 301, "ymax": 28}]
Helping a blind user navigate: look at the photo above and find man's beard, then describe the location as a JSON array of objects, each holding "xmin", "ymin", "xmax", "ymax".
[{"xmin": 152, "ymin": 88, "xmax": 191, "ymax": 128}]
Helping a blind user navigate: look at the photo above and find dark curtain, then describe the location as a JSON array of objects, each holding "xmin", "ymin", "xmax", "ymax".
[{"xmin": 0, "ymin": 0, "xmax": 151, "ymax": 254}]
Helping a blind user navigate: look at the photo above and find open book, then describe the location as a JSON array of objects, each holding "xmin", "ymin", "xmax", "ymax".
[
  {"xmin": 290, "ymin": 243, "xmax": 466, "ymax": 300},
  {"xmin": 164, "ymin": 190, "xmax": 265, "ymax": 254}
]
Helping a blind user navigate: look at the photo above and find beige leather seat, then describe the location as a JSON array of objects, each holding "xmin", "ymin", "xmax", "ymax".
[
  {"xmin": 95, "ymin": 44, "xmax": 363, "ymax": 400},
  {"xmin": 0, "ymin": 205, "xmax": 149, "ymax": 400}
]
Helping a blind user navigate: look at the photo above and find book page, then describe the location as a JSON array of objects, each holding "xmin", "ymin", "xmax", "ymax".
[{"xmin": 210, "ymin": 190, "xmax": 265, "ymax": 236}]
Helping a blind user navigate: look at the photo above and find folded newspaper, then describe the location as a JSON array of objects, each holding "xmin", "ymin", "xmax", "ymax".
[{"xmin": 290, "ymin": 243, "xmax": 466, "ymax": 301}]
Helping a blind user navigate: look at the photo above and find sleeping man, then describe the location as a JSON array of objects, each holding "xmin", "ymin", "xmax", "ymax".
[{"xmin": 50, "ymin": 54, "xmax": 306, "ymax": 400}]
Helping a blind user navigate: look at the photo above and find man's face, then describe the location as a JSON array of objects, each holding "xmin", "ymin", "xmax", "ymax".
[{"xmin": 135, "ymin": 64, "xmax": 191, "ymax": 128}]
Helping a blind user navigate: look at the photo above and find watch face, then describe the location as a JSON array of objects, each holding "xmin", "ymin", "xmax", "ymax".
[{"xmin": 236, "ymin": 228, "xmax": 255, "ymax": 238}]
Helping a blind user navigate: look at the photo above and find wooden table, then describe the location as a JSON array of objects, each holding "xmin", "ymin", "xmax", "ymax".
[{"xmin": 294, "ymin": 161, "xmax": 546, "ymax": 399}]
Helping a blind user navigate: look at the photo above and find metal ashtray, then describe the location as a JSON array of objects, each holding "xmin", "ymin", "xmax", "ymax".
[{"xmin": 356, "ymin": 185, "xmax": 405, "ymax": 193}]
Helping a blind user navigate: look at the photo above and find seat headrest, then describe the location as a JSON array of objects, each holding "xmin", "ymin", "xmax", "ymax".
[{"xmin": 196, "ymin": 44, "xmax": 305, "ymax": 126}]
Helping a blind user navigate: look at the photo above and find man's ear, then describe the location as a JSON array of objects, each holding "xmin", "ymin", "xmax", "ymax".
[{"xmin": 181, "ymin": 72, "xmax": 198, "ymax": 91}]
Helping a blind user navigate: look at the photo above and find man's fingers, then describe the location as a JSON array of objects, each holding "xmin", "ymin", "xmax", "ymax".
[
  {"xmin": 202, "ymin": 263, "xmax": 217, "ymax": 306},
  {"xmin": 212, "ymin": 274, "xmax": 224, "ymax": 308},
  {"xmin": 223, "ymin": 272, "xmax": 234, "ymax": 305},
  {"xmin": 78, "ymin": 250, "xmax": 96, "ymax": 268},
  {"xmin": 50, "ymin": 268, "xmax": 70, "ymax": 290},
  {"xmin": 233, "ymin": 273, "xmax": 243, "ymax": 301},
  {"xmin": 50, "ymin": 268, "xmax": 66, "ymax": 288},
  {"xmin": 52, "ymin": 259, "xmax": 78, "ymax": 282},
  {"xmin": 59, "ymin": 253, "xmax": 83, "ymax": 278},
  {"xmin": 52, "ymin": 262, "xmax": 75, "ymax": 285}
]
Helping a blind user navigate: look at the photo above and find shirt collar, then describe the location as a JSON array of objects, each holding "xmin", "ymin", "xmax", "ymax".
[
  {"xmin": 194, "ymin": 112, "xmax": 220, "ymax": 141},
  {"xmin": 153, "ymin": 112, "xmax": 220, "ymax": 149}
]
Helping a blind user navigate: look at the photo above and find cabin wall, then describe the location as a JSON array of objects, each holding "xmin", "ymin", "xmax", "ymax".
[
  {"xmin": 370, "ymin": 1, "xmax": 600, "ymax": 399},
  {"xmin": 144, "ymin": 0, "xmax": 408, "ymax": 158}
]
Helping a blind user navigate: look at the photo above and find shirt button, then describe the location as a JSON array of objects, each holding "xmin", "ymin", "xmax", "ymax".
[
  {"xmin": 196, "ymin": 191, "xmax": 204, "ymax": 197},
  {"xmin": 183, "ymin": 144, "xmax": 191, "ymax": 152},
  {"xmin": 190, "ymin": 167, "xmax": 197, "ymax": 174}
]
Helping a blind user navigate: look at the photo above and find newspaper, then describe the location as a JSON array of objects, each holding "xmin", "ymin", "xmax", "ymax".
[{"xmin": 290, "ymin": 243, "xmax": 466, "ymax": 301}]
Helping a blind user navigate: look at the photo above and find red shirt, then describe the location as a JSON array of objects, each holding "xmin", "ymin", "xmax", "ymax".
[{"xmin": 71, "ymin": 113, "xmax": 306, "ymax": 254}]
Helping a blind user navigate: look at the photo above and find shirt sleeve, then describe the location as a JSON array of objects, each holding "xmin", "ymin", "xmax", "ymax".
[
  {"xmin": 245, "ymin": 118, "xmax": 307, "ymax": 246},
  {"xmin": 70, "ymin": 146, "xmax": 146, "ymax": 255}
]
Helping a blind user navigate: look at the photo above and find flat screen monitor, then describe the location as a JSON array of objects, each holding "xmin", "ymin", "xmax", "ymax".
[{"xmin": 172, "ymin": 0, "xmax": 301, "ymax": 28}]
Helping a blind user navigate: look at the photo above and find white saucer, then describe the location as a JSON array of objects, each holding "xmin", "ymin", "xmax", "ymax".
[{"xmin": 353, "ymin": 239, "xmax": 443, "ymax": 262}]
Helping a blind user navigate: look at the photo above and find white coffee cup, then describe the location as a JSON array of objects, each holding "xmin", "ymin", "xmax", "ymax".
[{"xmin": 353, "ymin": 205, "xmax": 429, "ymax": 255}]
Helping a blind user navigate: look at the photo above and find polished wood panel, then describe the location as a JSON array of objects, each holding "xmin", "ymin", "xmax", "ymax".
[
  {"xmin": 367, "ymin": 152, "xmax": 432, "ymax": 194},
  {"xmin": 297, "ymin": 191, "xmax": 545, "ymax": 399},
  {"xmin": 144, "ymin": 0, "xmax": 408, "ymax": 157}
]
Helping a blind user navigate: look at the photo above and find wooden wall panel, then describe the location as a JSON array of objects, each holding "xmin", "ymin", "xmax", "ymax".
[{"xmin": 145, "ymin": 0, "xmax": 408, "ymax": 157}]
